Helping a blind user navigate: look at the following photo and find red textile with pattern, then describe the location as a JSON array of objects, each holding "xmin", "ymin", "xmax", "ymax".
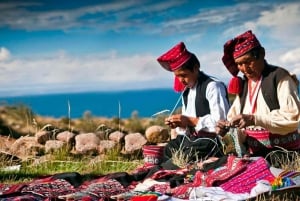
[
  {"xmin": 245, "ymin": 129, "xmax": 300, "ymax": 154},
  {"xmin": 21, "ymin": 178, "xmax": 75, "ymax": 198},
  {"xmin": 77, "ymin": 178, "xmax": 127, "ymax": 198},
  {"xmin": 220, "ymin": 157, "xmax": 275, "ymax": 193},
  {"xmin": 0, "ymin": 183, "xmax": 26, "ymax": 195},
  {"xmin": 205, "ymin": 155, "xmax": 249, "ymax": 187},
  {"xmin": 150, "ymin": 169, "xmax": 188, "ymax": 180}
]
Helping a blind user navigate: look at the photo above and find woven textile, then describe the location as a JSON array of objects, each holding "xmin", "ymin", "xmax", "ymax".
[
  {"xmin": 205, "ymin": 155, "xmax": 249, "ymax": 187},
  {"xmin": 21, "ymin": 179, "xmax": 75, "ymax": 198},
  {"xmin": 245, "ymin": 129, "xmax": 300, "ymax": 154},
  {"xmin": 220, "ymin": 157, "xmax": 275, "ymax": 193}
]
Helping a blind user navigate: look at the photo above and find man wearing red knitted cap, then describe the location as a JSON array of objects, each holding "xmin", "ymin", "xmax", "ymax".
[
  {"xmin": 157, "ymin": 42, "xmax": 230, "ymax": 163},
  {"xmin": 216, "ymin": 30, "xmax": 300, "ymax": 158}
]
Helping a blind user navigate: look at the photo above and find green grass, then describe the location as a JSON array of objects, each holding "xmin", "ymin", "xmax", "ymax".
[{"xmin": 0, "ymin": 145, "xmax": 143, "ymax": 183}]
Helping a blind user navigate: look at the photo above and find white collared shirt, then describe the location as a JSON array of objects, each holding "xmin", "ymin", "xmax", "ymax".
[{"xmin": 177, "ymin": 75, "xmax": 230, "ymax": 134}]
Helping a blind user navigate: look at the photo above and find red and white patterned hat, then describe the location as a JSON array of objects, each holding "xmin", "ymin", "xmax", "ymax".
[
  {"xmin": 222, "ymin": 30, "xmax": 261, "ymax": 94},
  {"xmin": 157, "ymin": 42, "xmax": 192, "ymax": 92},
  {"xmin": 157, "ymin": 42, "xmax": 192, "ymax": 72},
  {"xmin": 222, "ymin": 30, "xmax": 261, "ymax": 76}
]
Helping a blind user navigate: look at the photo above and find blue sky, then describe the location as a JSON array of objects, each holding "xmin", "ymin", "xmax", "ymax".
[{"xmin": 0, "ymin": 0, "xmax": 299, "ymax": 97}]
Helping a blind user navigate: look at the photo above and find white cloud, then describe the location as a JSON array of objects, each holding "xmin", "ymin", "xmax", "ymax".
[
  {"xmin": 0, "ymin": 50, "xmax": 173, "ymax": 96},
  {"xmin": 255, "ymin": 2, "xmax": 300, "ymax": 44},
  {"xmin": 0, "ymin": 1, "xmax": 184, "ymax": 32},
  {"xmin": 278, "ymin": 48, "xmax": 300, "ymax": 75},
  {"xmin": 244, "ymin": 2, "xmax": 300, "ymax": 75},
  {"xmin": 280, "ymin": 48, "xmax": 300, "ymax": 64},
  {"xmin": 0, "ymin": 47, "xmax": 11, "ymax": 61}
]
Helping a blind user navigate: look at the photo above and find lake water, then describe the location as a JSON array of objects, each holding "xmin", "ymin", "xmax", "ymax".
[{"xmin": 0, "ymin": 89, "xmax": 182, "ymax": 119}]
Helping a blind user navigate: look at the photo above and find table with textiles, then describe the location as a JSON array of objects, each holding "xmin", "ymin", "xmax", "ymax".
[{"xmin": 0, "ymin": 155, "xmax": 300, "ymax": 201}]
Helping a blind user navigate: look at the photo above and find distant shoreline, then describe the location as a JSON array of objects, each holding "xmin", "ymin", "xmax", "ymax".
[{"xmin": 0, "ymin": 89, "xmax": 182, "ymax": 119}]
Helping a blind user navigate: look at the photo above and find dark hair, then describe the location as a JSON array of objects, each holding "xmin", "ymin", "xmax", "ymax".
[
  {"xmin": 180, "ymin": 53, "xmax": 200, "ymax": 71},
  {"xmin": 248, "ymin": 46, "xmax": 262, "ymax": 59}
]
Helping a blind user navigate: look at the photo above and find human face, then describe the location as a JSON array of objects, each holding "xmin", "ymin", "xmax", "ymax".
[
  {"xmin": 173, "ymin": 66, "xmax": 198, "ymax": 89},
  {"xmin": 235, "ymin": 53, "xmax": 264, "ymax": 81}
]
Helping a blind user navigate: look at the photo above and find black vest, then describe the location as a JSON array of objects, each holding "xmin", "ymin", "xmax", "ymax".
[
  {"xmin": 183, "ymin": 71, "xmax": 227, "ymax": 117},
  {"xmin": 239, "ymin": 63, "xmax": 293, "ymax": 113}
]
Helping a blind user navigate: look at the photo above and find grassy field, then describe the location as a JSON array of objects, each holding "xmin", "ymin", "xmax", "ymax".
[{"xmin": 0, "ymin": 144, "xmax": 143, "ymax": 183}]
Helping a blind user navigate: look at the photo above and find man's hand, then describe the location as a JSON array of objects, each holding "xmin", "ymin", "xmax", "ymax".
[
  {"xmin": 215, "ymin": 119, "xmax": 231, "ymax": 137},
  {"xmin": 230, "ymin": 114, "xmax": 255, "ymax": 129},
  {"xmin": 165, "ymin": 114, "xmax": 198, "ymax": 129}
]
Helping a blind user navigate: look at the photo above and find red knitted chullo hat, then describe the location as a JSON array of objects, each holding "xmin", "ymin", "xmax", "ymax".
[
  {"xmin": 157, "ymin": 42, "xmax": 192, "ymax": 92},
  {"xmin": 222, "ymin": 30, "xmax": 261, "ymax": 94},
  {"xmin": 157, "ymin": 42, "xmax": 192, "ymax": 71}
]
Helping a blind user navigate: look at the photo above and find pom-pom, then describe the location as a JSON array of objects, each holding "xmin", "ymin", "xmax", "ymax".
[
  {"xmin": 173, "ymin": 76, "xmax": 185, "ymax": 92},
  {"xmin": 228, "ymin": 76, "xmax": 243, "ymax": 94}
]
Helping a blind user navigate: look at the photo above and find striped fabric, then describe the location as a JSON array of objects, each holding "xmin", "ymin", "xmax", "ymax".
[
  {"xmin": 245, "ymin": 129, "xmax": 300, "ymax": 154},
  {"xmin": 142, "ymin": 145, "xmax": 165, "ymax": 166}
]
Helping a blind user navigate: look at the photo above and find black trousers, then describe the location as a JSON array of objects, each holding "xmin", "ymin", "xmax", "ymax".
[{"xmin": 162, "ymin": 135, "xmax": 224, "ymax": 163}]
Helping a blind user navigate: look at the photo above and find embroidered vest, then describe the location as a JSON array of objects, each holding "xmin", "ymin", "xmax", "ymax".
[{"xmin": 239, "ymin": 63, "xmax": 292, "ymax": 112}]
